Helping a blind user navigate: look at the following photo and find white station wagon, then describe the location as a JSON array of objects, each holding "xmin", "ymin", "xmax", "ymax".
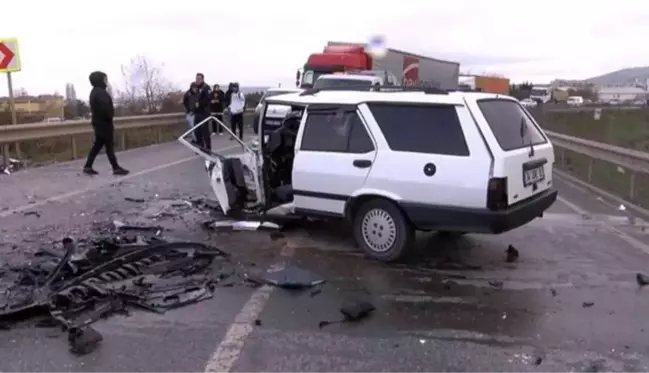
[{"xmin": 180, "ymin": 86, "xmax": 557, "ymax": 262}]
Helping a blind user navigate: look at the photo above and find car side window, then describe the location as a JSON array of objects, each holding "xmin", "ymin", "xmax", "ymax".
[
  {"xmin": 346, "ymin": 112, "xmax": 375, "ymax": 153},
  {"xmin": 300, "ymin": 111, "xmax": 350, "ymax": 152},
  {"xmin": 367, "ymin": 103, "xmax": 470, "ymax": 156}
]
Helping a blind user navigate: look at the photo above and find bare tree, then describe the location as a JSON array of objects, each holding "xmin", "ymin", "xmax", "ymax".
[{"xmin": 116, "ymin": 55, "xmax": 175, "ymax": 115}]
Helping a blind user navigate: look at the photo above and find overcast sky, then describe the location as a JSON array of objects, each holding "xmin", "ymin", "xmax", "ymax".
[{"xmin": 1, "ymin": 0, "xmax": 648, "ymax": 98}]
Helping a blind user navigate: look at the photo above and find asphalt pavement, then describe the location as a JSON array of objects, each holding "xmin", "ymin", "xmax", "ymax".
[{"xmin": 2, "ymin": 136, "xmax": 649, "ymax": 372}]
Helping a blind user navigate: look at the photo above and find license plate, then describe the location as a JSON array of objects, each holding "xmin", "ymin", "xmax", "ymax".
[{"xmin": 523, "ymin": 166, "xmax": 545, "ymax": 186}]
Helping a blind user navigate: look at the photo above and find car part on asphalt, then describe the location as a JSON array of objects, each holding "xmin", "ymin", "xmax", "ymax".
[
  {"xmin": 0, "ymin": 235, "xmax": 231, "ymax": 335},
  {"xmin": 636, "ymin": 273, "xmax": 649, "ymax": 287},
  {"xmin": 318, "ymin": 301, "xmax": 376, "ymax": 329},
  {"xmin": 68, "ymin": 326, "xmax": 103, "ymax": 356},
  {"xmin": 255, "ymin": 265, "xmax": 326, "ymax": 289},
  {"xmin": 0, "ymin": 156, "xmax": 24, "ymax": 175},
  {"xmin": 506, "ymin": 244, "xmax": 520, "ymax": 263}
]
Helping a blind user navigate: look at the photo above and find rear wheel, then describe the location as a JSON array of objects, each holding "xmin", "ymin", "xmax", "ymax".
[{"xmin": 352, "ymin": 199, "xmax": 415, "ymax": 262}]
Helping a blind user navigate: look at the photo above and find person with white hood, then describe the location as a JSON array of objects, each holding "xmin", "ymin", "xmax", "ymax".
[{"xmin": 227, "ymin": 82, "xmax": 246, "ymax": 140}]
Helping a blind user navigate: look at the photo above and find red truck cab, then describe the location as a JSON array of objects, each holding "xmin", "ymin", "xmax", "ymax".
[{"xmin": 297, "ymin": 45, "xmax": 371, "ymax": 88}]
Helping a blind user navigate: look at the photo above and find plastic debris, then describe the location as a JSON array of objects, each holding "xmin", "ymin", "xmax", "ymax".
[
  {"xmin": 257, "ymin": 265, "xmax": 326, "ymax": 289},
  {"xmin": 505, "ymin": 244, "xmax": 519, "ymax": 263}
]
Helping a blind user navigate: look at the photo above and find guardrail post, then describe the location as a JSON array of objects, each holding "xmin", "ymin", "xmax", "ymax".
[
  {"xmin": 156, "ymin": 126, "xmax": 162, "ymax": 143},
  {"xmin": 558, "ymin": 148, "xmax": 565, "ymax": 167},
  {"xmin": 629, "ymin": 172, "xmax": 636, "ymax": 201},
  {"xmin": 70, "ymin": 136, "xmax": 78, "ymax": 160},
  {"xmin": 1, "ymin": 144, "xmax": 9, "ymax": 169},
  {"xmin": 120, "ymin": 131, "xmax": 126, "ymax": 150},
  {"xmin": 14, "ymin": 143, "xmax": 21, "ymax": 159},
  {"xmin": 587, "ymin": 158, "xmax": 593, "ymax": 183}
]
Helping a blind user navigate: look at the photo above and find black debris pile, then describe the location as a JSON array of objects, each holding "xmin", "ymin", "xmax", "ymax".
[
  {"xmin": 319, "ymin": 301, "xmax": 376, "ymax": 329},
  {"xmin": 636, "ymin": 272, "xmax": 649, "ymax": 287},
  {"xmin": 0, "ymin": 234, "xmax": 233, "ymax": 344},
  {"xmin": 1, "ymin": 157, "xmax": 24, "ymax": 175}
]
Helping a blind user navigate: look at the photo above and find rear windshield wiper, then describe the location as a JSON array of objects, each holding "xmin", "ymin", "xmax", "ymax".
[{"xmin": 520, "ymin": 117, "xmax": 535, "ymax": 157}]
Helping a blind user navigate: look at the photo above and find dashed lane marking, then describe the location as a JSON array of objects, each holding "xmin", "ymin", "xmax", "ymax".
[{"xmin": 204, "ymin": 244, "xmax": 296, "ymax": 373}]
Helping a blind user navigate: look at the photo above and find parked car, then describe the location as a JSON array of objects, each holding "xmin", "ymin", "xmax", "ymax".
[
  {"xmin": 520, "ymin": 98, "xmax": 537, "ymax": 108},
  {"xmin": 179, "ymin": 87, "xmax": 557, "ymax": 262}
]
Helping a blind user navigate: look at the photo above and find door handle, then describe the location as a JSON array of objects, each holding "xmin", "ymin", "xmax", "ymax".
[{"xmin": 353, "ymin": 159, "xmax": 372, "ymax": 168}]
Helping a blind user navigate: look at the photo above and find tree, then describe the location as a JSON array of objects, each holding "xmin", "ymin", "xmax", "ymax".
[
  {"xmin": 116, "ymin": 55, "xmax": 175, "ymax": 115},
  {"xmin": 63, "ymin": 99, "xmax": 90, "ymax": 120}
]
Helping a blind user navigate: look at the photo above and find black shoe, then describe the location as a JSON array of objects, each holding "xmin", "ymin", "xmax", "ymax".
[
  {"xmin": 113, "ymin": 167, "xmax": 129, "ymax": 176},
  {"xmin": 83, "ymin": 167, "xmax": 98, "ymax": 175}
]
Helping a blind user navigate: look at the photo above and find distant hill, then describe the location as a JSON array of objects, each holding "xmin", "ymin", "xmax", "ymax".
[{"xmin": 584, "ymin": 67, "xmax": 649, "ymax": 86}]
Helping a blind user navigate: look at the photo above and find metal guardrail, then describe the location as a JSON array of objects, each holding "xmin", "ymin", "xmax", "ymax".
[
  {"xmin": 0, "ymin": 110, "xmax": 255, "ymax": 163},
  {"xmin": 546, "ymin": 130, "xmax": 649, "ymax": 205}
]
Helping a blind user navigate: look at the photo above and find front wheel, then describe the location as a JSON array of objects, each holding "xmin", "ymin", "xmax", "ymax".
[{"xmin": 352, "ymin": 199, "xmax": 415, "ymax": 262}]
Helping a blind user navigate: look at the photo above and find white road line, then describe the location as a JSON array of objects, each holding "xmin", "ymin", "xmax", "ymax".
[
  {"xmin": 557, "ymin": 195, "xmax": 649, "ymax": 255},
  {"xmin": 0, "ymin": 144, "xmax": 240, "ymax": 219},
  {"xmin": 204, "ymin": 244, "xmax": 296, "ymax": 373}
]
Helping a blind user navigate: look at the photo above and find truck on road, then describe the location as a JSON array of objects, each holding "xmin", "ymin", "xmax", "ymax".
[
  {"xmin": 530, "ymin": 86, "xmax": 569, "ymax": 104},
  {"xmin": 296, "ymin": 41, "xmax": 460, "ymax": 91},
  {"xmin": 458, "ymin": 75, "xmax": 510, "ymax": 94}
]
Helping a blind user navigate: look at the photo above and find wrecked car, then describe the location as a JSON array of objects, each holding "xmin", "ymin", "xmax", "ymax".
[{"xmin": 178, "ymin": 86, "xmax": 557, "ymax": 262}]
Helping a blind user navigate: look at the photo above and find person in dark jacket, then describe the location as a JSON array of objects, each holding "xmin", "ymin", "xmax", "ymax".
[
  {"xmin": 83, "ymin": 71, "xmax": 129, "ymax": 176},
  {"xmin": 210, "ymin": 84, "xmax": 226, "ymax": 135},
  {"xmin": 193, "ymin": 73, "xmax": 212, "ymax": 151},
  {"xmin": 182, "ymin": 83, "xmax": 198, "ymax": 128}
]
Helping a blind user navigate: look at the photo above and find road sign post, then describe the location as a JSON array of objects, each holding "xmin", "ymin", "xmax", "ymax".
[{"xmin": 0, "ymin": 38, "xmax": 21, "ymax": 170}]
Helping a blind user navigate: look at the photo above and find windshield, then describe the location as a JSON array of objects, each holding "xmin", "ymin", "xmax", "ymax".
[
  {"xmin": 301, "ymin": 70, "xmax": 329, "ymax": 86},
  {"xmin": 313, "ymin": 78, "xmax": 373, "ymax": 90},
  {"xmin": 530, "ymin": 89, "xmax": 548, "ymax": 96},
  {"xmin": 477, "ymin": 99, "xmax": 547, "ymax": 151}
]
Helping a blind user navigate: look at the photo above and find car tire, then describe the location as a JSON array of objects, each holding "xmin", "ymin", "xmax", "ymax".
[{"xmin": 352, "ymin": 199, "xmax": 414, "ymax": 262}]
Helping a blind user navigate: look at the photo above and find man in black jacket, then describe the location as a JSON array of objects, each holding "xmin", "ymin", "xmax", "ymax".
[
  {"xmin": 193, "ymin": 73, "xmax": 212, "ymax": 151},
  {"xmin": 83, "ymin": 71, "xmax": 129, "ymax": 176},
  {"xmin": 210, "ymin": 84, "xmax": 226, "ymax": 135}
]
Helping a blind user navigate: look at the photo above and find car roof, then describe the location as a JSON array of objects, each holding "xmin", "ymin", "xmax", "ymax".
[
  {"xmin": 265, "ymin": 87, "xmax": 302, "ymax": 93},
  {"xmin": 265, "ymin": 89, "xmax": 516, "ymax": 107}
]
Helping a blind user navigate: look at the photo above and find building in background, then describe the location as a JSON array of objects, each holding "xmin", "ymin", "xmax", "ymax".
[
  {"xmin": 0, "ymin": 94, "xmax": 66, "ymax": 123},
  {"xmin": 65, "ymin": 83, "xmax": 77, "ymax": 102},
  {"xmin": 597, "ymin": 86, "xmax": 647, "ymax": 103}
]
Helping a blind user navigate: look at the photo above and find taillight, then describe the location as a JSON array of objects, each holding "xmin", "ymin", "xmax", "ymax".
[{"xmin": 487, "ymin": 177, "xmax": 508, "ymax": 210}]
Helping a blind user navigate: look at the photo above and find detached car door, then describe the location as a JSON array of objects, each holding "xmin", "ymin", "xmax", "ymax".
[
  {"xmin": 178, "ymin": 115, "xmax": 261, "ymax": 215},
  {"xmin": 292, "ymin": 105, "xmax": 377, "ymax": 216}
]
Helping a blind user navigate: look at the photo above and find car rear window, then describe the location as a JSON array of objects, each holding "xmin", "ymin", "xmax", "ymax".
[
  {"xmin": 477, "ymin": 99, "xmax": 546, "ymax": 151},
  {"xmin": 367, "ymin": 103, "xmax": 469, "ymax": 156}
]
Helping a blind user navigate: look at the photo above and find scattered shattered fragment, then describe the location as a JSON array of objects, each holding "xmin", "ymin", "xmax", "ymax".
[
  {"xmin": 340, "ymin": 301, "xmax": 375, "ymax": 322},
  {"xmin": 582, "ymin": 301, "xmax": 594, "ymax": 308},
  {"xmin": 0, "ymin": 157, "xmax": 24, "ymax": 175},
  {"xmin": 533, "ymin": 356, "xmax": 543, "ymax": 366},
  {"xmin": 254, "ymin": 319, "xmax": 262, "ymax": 326},
  {"xmin": 68, "ymin": 327, "xmax": 103, "ymax": 356},
  {"xmin": 269, "ymin": 232, "xmax": 285, "ymax": 241},
  {"xmin": 550, "ymin": 288, "xmax": 557, "ymax": 296},
  {"xmin": 124, "ymin": 197, "xmax": 146, "ymax": 203},
  {"xmin": 258, "ymin": 265, "xmax": 325, "ymax": 289},
  {"xmin": 505, "ymin": 244, "xmax": 519, "ymax": 263},
  {"xmin": 113, "ymin": 220, "xmax": 162, "ymax": 233},
  {"xmin": 205, "ymin": 219, "xmax": 281, "ymax": 231},
  {"xmin": 23, "ymin": 211, "xmax": 40, "ymax": 218},
  {"xmin": 488, "ymin": 280, "xmax": 504, "ymax": 289},
  {"xmin": 318, "ymin": 320, "xmax": 331, "ymax": 329},
  {"xmin": 636, "ymin": 273, "xmax": 649, "ymax": 287}
]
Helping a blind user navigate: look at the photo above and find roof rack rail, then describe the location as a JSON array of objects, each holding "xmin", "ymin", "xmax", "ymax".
[{"xmin": 299, "ymin": 85, "xmax": 448, "ymax": 96}]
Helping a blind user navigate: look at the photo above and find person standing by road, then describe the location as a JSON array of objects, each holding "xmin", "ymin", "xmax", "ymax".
[
  {"xmin": 193, "ymin": 73, "xmax": 212, "ymax": 151},
  {"xmin": 182, "ymin": 83, "xmax": 198, "ymax": 143},
  {"xmin": 83, "ymin": 71, "xmax": 129, "ymax": 176},
  {"xmin": 227, "ymin": 82, "xmax": 246, "ymax": 140},
  {"xmin": 210, "ymin": 84, "xmax": 226, "ymax": 136}
]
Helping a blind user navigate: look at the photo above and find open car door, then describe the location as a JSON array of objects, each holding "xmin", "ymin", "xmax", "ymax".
[{"xmin": 177, "ymin": 115, "xmax": 264, "ymax": 216}]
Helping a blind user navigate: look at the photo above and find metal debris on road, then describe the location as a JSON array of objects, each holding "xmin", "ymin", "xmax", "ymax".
[
  {"xmin": 204, "ymin": 219, "xmax": 281, "ymax": 231},
  {"xmin": 636, "ymin": 273, "xmax": 649, "ymax": 287},
  {"xmin": 0, "ymin": 157, "xmax": 24, "ymax": 175},
  {"xmin": 124, "ymin": 197, "xmax": 146, "ymax": 203},
  {"xmin": 68, "ymin": 326, "xmax": 103, "ymax": 356},
  {"xmin": 505, "ymin": 244, "xmax": 519, "ymax": 263},
  {"xmin": 255, "ymin": 265, "xmax": 326, "ymax": 289},
  {"xmin": 0, "ymin": 233, "xmax": 234, "ymax": 354},
  {"xmin": 488, "ymin": 280, "xmax": 504, "ymax": 289},
  {"xmin": 319, "ymin": 301, "xmax": 376, "ymax": 329},
  {"xmin": 582, "ymin": 301, "xmax": 595, "ymax": 308}
]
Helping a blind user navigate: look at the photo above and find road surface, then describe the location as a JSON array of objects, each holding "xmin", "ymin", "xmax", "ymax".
[{"xmin": 1, "ymin": 135, "xmax": 649, "ymax": 372}]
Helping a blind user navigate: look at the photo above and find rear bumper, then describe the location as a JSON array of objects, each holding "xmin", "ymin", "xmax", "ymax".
[{"xmin": 399, "ymin": 189, "xmax": 558, "ymax": 234}]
